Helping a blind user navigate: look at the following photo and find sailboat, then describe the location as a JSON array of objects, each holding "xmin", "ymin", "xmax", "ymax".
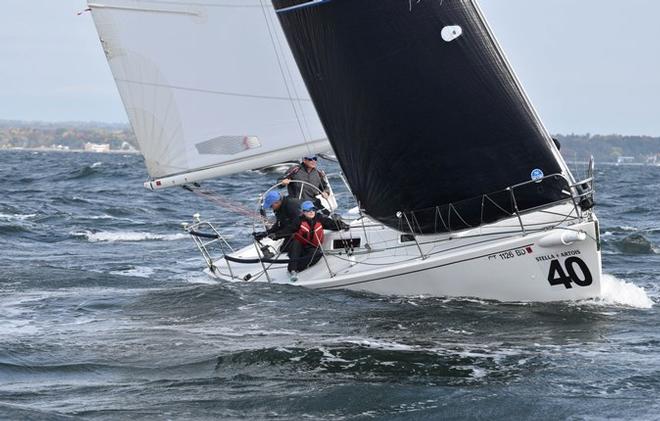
[{"xmin": 87, "ymin": 0, "xmax": 602, "ymax": 302}]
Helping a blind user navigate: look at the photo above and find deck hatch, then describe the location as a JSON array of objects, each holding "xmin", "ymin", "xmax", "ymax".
[{"xmin": 332, "ymin": 238, "xmax": 361, "ymax": 249}]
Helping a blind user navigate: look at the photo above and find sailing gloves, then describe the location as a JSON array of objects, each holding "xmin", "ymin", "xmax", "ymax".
[
  {"xmin": 252, "ymin": 231, "xmax": 268, "ymax": 241},
  {"xmin": 253, "ymin": 231, "xmax": 279, "ymax": 241}
]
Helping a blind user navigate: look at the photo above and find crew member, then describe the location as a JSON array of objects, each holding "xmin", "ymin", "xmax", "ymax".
[
  {"xmin": 287, "ymin": 200, "xmax": 349, "ymax": 281},
  {"xmin": 281, "ymin": 156, "xmax": 330, "ymax": 204},
  {"xmin": 253, "ymin": 191, "xmax": 301, "ymax": 252}
]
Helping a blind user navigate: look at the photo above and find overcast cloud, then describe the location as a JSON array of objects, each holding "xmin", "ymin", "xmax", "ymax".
[{"xmin": 0, "ymin": 0, "xmax": 659, "ymax": 135}]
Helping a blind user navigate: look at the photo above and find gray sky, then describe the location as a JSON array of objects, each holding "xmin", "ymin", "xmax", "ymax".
[{"xmin": 1, "ymin": 0, "xmax": 659, "ymax": 135}]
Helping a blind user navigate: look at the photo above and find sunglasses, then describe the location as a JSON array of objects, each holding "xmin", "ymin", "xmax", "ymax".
[
  {"xmin": 303, "ymin": 156, "xmax": 318, "ymax": 161},
  {"xmin": 303, "ymin": 208, "xmax": 317, "ymax": 213}
]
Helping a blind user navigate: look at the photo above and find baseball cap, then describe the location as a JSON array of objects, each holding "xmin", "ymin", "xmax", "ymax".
[
  {"xmin": 301, "ymin": 201, "xmax": 317, "ymax": 212},
  {"xmin": 263, "ymin": 191, "xmax": 282, "ymax": 208}
]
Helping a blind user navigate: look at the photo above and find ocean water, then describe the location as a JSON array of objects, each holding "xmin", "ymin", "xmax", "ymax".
[{"xmin": 0, "ymin": 150, "xmax": 658, "ymax": 420}]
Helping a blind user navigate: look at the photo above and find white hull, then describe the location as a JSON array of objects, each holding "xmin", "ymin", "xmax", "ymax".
[{"xmin": 207, "ymin": 202, "xmax": 602, "ymax": 302}]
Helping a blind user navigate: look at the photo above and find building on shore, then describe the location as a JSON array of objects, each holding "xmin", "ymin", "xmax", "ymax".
[
  {"xmin": 84, "ymin": 142, "xmax": 111, "ymax": 153},
  {"xmin": 615, "ymin": 156, "xmax": 635, "ymax": 165}
]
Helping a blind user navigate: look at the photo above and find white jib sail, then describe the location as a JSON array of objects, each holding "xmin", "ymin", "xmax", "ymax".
[{"xmin": 87, "ymin": 0, "xmax": 329, "ymax": 189}]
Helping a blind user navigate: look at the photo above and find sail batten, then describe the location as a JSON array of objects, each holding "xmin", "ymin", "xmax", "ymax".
[
  {"xmin": 273, "ymin": 0, "xmax": 572, "ymax": 232},
  {"xmin": 88, "ymin": 0, "xmax": 327, "ymax": 185}
]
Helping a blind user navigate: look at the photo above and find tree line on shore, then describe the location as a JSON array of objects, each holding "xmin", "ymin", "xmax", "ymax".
[
  {"xmin": 0, "ymin": 120, "xmax": 135, "ymax": 151},
  {"xmin": 556, "ymin": 133, "xmax": 660, "ymax": 163}
]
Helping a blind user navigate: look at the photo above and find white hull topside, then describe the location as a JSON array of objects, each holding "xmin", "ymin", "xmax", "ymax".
[{"xmin": 207, "ymin": 202, "xmax": 602, "ymax": 302}]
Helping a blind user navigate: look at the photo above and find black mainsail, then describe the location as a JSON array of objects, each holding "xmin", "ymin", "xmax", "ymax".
[{"xmin": 272, "ymin": 0, "xmax": 571, "ymax": 233}]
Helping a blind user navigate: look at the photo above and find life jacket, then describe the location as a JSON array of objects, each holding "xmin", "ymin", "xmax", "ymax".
[{"xmin": 294, "ymin": 218, "xmax": 324, "ymax": 247}]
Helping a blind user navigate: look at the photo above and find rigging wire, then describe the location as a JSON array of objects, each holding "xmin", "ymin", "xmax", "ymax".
[
  {"xmin": 183, "ymin": 184, "xmax": 265, "ymax": 221},
  {"xmin": 263, "ymin": 0, "xmax": 316, "ymax": 147},
  {"xmin": 257, "ymin": 0, "xmax": 314, "ymax": 157}
]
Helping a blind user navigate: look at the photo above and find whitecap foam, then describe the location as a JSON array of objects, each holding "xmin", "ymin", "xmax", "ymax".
[
  {"xmin": 183, "ymin": 325, "xmax": 302, "ymax": 338},
  {"xmin": 446, "ymin": 328, "xmax": 474, "ymax": 335},
  {"xmin": 182, "ymin": 274, "xmax": 218, "ymax": 285},
  {"xmin": 607, "ymin": 225, "xmax": 638, "ymax": 232},
  {"xmin": 319, "ymin": 347, "xmax": 350, "ymax": 363},
  {"xmin": 110, "ymin": 266, "xmax": 155, "ymax": 278},
  {"xmin": 72, "ymin": 230, "xmax": 188, "ymax": 242},
  {"xmin": 451, "ymin": 365, "xmax": 488, "ymax": 379},
  {"xmin": 85, "ymin": 214, "xmax": 130, "ymax": 221},
  {"xmin": 0, "ymin": 213, "xmax": 36, "ymax": 221},
  {"xmin": 90, "ymin": 162, "xmax": 102, "ymax": 168},
  {"xmin": 440, "ymin": 297, "xmax": 491, "ymax": 305},
  {"xmin": 336, "ymin": 337, "xmax": 416, "ymax": 351},
  {"xmin": 583, "ymin": 274, "xmax": 654, "ymax": 309}
]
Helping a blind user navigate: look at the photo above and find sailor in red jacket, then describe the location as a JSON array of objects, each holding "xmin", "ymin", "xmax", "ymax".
[{"xmin": 287, "ymin": 200, "xmax": 348, "ymax": 281}]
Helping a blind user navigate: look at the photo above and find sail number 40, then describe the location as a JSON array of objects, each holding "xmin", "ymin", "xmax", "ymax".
[{"xmin": 547, "ymin": 257, "xmax": 592, "ymax": 289}]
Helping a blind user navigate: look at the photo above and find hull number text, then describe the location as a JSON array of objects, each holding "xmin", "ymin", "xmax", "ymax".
[{"xmin": 547, "ymin": 257, "xmax": 593, "ymax": 289}]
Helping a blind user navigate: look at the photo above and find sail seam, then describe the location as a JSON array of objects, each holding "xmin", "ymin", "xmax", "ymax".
[
  {"xmin": 88, "ymin": 3, "xmax": 200, "ymax": 15},
  {"xmin": 89, "ymin": 1, "xmax": 272, "ymax": 10},
  {"xmin": 114, "ymin": 78, "xmax": 313, "ymax": 102},
  {"xmin": 276, "ymin": 0, "xmax": 331, "ymax": 14}
]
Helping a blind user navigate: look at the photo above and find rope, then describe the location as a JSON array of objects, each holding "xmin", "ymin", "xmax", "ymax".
[{"xmin": 185, "ymin": 185, "xmax": 263, "ymax": 220}]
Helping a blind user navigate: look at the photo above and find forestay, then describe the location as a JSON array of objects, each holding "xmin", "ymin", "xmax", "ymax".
[
  {"xmin": 273, "ymin": 0, "xmax": 574, "ymax": 233},
  {"xmin": 87, "ymin": 0, "xmax": 328, "ymax": 189}
]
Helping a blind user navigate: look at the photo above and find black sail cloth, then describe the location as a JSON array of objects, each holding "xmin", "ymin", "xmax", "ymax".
[{"xmin": 272, "ymin": 0, "xmax": 570, "ymax": 233}]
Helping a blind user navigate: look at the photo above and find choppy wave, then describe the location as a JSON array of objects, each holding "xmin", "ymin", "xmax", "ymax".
[
  {"xmin": 63, "ymin": 163, "xmax": 104, "ymax": 180},
  {"xmin": 0, "ymin": 403, "xmax": 75, "ymax": 421},
  {"xmin": 71, "ymin": 230, "xmax": 188, "ymax": 242},
  {"xmin": 182, "ymin": 273, "xmax": 220, "ymax": 285},
  {"xmin": 604, "ymin": 225, "xmax": 639, "ymax": 233},
  {"xmin": 0, "ymin": 224, "xmax": 32, "ymax": 235},
  {"xmin": 211, "ymin": 344, "xmax": 511, "ymax": 382},
  {"xmin": 0, "ymin": 342, "xmax": 515, "ymax": 384},
  {"xmin": 615, "ymin": 233, "xmax": 658, "ymax": 254},
  {"xmin": 2, "ymin": 150, "xmax": 660, "ymax": 420}
]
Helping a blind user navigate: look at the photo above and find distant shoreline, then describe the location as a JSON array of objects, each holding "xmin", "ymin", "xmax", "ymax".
[
  {"xmin": 0, "ymin": 122, "xmax": 139, "ymax": 152},
  {"xmin": 1, "ymin": 121, "xmax": 659, "ymax": 164},
  {"xmin": 1, "ymin": 147, "xmax": 657, "ymax": 168},
  {"xmin": 0, "ymin": 147, "xmax": 140, "ymax": 155}
]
